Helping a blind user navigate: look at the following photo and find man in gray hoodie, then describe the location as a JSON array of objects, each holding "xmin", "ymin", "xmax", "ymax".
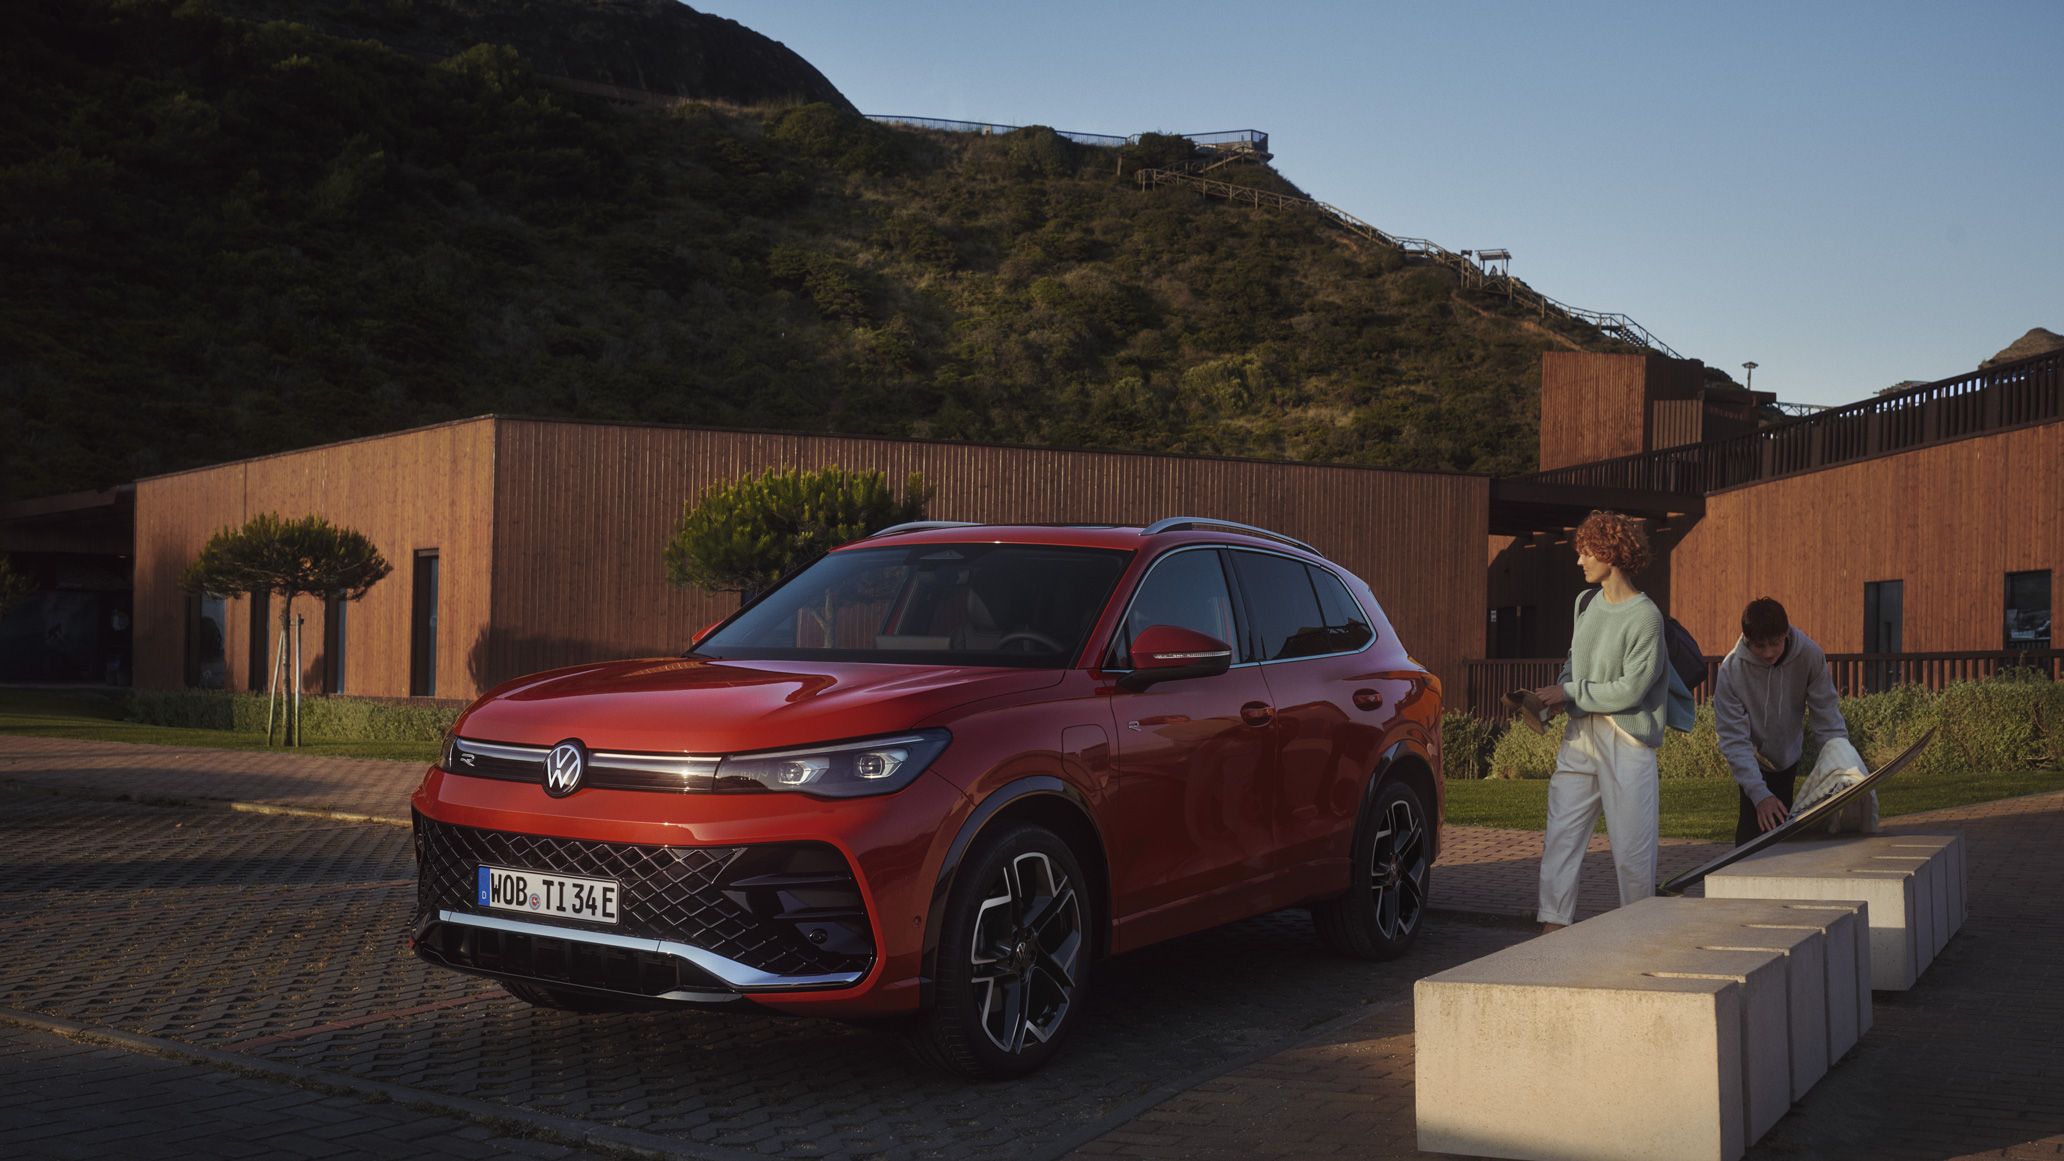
[{"xmin": 1713, "ymin": 597, "xmax": 1850, "ymax": 845}]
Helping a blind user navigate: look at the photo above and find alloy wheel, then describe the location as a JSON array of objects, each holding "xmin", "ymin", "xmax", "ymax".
[
  {"xmin": 1367, "ymin": 795, "xmax": 1428, "ymax": 939},
  {"xmin": 968, "ymin": 850, "xmax": 1082, "ymax": 1054}
]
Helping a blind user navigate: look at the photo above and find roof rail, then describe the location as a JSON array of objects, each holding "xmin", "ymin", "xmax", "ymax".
[
  {"xmin": 1140, "ymin": 517, "xmax": 1318, "ymax": 555},
  {"xmin": 866, "ymin": 520, "xmax": 983, "ymax": 539}
]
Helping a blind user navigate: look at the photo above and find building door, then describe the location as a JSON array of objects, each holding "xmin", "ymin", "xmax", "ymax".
[
  {"xmin": 325, "ymin": 593, "xmax": 349, "ymax": 694},
  {"xmin": 1488, "ymin": 605, "xmax": 1539, "ymax": 658},
  {"xmin": 1863, "ymin": 580, "xmax": 1903, "ymax": 692},
  {"xmin": 246, "ymin": 591, "xmax": 271, "ymax": 692},
  {"xmin": 410, "ymin": 551, "xmax": 439, "ymax": 697}
]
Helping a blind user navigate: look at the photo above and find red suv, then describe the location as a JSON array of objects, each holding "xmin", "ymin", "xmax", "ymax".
[{"xmin": 411, "ymin": 518, "xmax": 1442, "ymax": 1076}]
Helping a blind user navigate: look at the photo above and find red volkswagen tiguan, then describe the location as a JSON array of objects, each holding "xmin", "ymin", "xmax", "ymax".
[{"xmin": 411, "ymin": 518, "xmax": 1442, "ymax": 1077}]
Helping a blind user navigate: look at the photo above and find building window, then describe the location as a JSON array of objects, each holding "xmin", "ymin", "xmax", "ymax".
[
  {"xmin": 2005, "ymin": 571, "xmax": 2051, "ymax": 652},
  {"xmin": 410, "ymin": 551, "xmax": 440, "ymax": 698},
  {"xmin": 325, "ymin": 593, "xmax": 349, "ymax": 694},
  {"xmin": 247, "ymin": 591, "xmax": 272, "ymax": 693},
  {"xmin": 186, "ymin": 595, "xmax": 227, "ymax": 690},
  {"xmin": 1863, "ymin": 580, "xmax": 1903, "ymax": 694}
]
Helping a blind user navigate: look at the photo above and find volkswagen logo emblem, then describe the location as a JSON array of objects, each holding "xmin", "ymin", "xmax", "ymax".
[{"xmin": 544, "ymin": 740, "xmax": 587, "ymax": 797}]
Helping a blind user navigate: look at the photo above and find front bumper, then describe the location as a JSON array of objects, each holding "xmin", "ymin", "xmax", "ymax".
[{"xmin": 412, "ymin": 813, "xmax": 876, "ymax": 1002}]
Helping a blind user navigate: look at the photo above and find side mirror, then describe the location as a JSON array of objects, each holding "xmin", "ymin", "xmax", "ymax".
[
  {"xmin": 1117, "ymin": 625, "xmax": 1234, "ymax": 691},
  {"xmin": 689, "ymin": 618, "xmax": 724, "ymax": 648}
]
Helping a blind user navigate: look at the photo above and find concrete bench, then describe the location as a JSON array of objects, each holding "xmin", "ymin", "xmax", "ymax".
[
  {"xmin": 1703, "ymin": 834, "xmax": 1965, "ymax": 991},
  {"xmin": 1415, "ymin": 897, "xmax": 1862, "ymax": 1161}
]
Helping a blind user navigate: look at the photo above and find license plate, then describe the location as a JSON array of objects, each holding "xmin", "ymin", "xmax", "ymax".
[{"xmin": 477, "ymin": 865, "xmax": 619, "ymax": 925}]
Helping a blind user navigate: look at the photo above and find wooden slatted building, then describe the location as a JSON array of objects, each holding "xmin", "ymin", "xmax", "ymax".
[
  {"xmin": 133, "ymin": 418, "xmax": 1489, "ymax": 702},
  {"xmin": 1481, "ymin": 347, "xmax": 2063, "ymax": 714}
]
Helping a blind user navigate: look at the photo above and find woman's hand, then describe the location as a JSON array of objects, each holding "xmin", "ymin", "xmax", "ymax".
[{"xmin": 1529, "ymin": 685, "xmax": 1569, "ymax": 713}]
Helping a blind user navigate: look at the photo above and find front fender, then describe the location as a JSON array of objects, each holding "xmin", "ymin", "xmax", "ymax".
[{"xmin": 919, "ymin": 775, "xmax": 1110, "ymax": 1005}]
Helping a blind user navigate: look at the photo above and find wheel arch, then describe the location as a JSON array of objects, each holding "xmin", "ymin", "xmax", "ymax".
[
  {"xmin": 921, "ymin": 776, "xmax": 1112, "ymax": 1008},
  {"xmin": 1370, "ymin": 736, "xmax": 1440, "ymax": 863}
]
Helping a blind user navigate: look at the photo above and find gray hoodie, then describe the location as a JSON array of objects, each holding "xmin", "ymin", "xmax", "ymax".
[{"xmin": 1712, "ymin": 628, "xmax": 1849, "ymax": 804}]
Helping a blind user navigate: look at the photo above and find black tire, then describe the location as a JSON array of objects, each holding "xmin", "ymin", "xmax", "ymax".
[
  {"xmin": 1312, "ymin": 778, "xmax": 1432, "ymax": 960},
  {"xmin": 906, "ymin": 824, "xmax": 1091, "ymax": 1079},
  {"xmin": 499, "ymin": 979, "xmax": 641, "ymax": 1013}
]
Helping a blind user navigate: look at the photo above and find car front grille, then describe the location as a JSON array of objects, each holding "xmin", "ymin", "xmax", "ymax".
[{"xmin": 413, "ymin": 814, "xmax": 875, "ymax": 981}]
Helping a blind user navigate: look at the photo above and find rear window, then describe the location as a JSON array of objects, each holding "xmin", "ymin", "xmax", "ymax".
[
  {"xmin": 1229, "ymin": 551, "xmax": 1374, "ymax": 661},
  {"xmin": 695, "ymin": 544, "xmax": 1132, "ymax": 668}
]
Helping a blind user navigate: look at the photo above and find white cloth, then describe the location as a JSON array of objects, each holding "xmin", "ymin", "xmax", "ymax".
[
  {"xmin": 1792, "ymin": 737, "xmax": 1880, "ymax": 835},
  {"xmin": 1538, "ymin": 712, "xmax": 1660, "ymax": 926}
]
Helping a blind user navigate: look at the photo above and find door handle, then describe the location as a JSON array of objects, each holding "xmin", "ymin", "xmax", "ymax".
[
  {"xmin": 1353, "ymin": 688, "xmax": 1385, "ymax": 711},
  {"xmin": 1240, "ymin": 701, "xmax": 1275, "ymax": 727}
]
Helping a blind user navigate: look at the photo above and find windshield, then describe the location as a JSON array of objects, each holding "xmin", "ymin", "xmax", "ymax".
[{"xmin": 695, "ymin": 544, "xmax": 1133, "ymax": 668}]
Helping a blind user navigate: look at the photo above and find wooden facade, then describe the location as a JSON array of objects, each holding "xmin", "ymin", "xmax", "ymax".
[
  {"xmin": 134, "ymin": 420, "xmax": 498, "ymax": 699},
  {"xmin": 1539, "ymin": 352, "xmax": 1769, "ymax": 472},
  {"xmin": 1480, "ymin": 415, "xmax": 2062, "ymax": 711},
  {"xmin": 135, "ymin": 417, "xmax": 1489, "ymax": 702},
  {"xmin": 1539, "ymin": 352, "xmax": 1654, "ymax": 470},
  {"xmin": 1668, "ymin": 421, "xmax": 2064, "ymax": 655}
]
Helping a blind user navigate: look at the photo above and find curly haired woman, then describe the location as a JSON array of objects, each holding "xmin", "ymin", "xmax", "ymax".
[{"xmin": 1527, "ymin": 511, "xmax": 1668, "ymax": 932}]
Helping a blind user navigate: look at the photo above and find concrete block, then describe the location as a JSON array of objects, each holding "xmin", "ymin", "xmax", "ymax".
[
  {"xmin": 1416, "ymin": 899, "xmax": 1794, "ymax": 1161},
  {"xmin": 1884, "ymin": 834, "xmax": 1965, "ymax": 935},
  {"xmin": 1705, "ymin": 837, "xmax": 1961, "ymax": 991},
  {"xmin": 1758, "ymin": 900, "xmax": 1872, "ymax": 1052},
  {"xmin": 1678, "ymin": 898, "xmax": 1834, "ymax": 1098}
]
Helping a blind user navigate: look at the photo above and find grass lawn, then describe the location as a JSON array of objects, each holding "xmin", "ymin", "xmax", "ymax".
[
  {"xmin": 1444, "ymin": 766, "xmax": 2064, "ymax": 842},
  {"xmin": 0, "ymin": 688, "xmax": 439, "ymax": 764}
]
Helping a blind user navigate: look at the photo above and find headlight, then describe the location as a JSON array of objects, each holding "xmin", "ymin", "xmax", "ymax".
[{"xmin": 714, "ymin": 730, "xmax": 950, "ymax": 798}]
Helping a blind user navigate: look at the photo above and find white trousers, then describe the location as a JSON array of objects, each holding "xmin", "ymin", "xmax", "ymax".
[{"xmin": 1537, "ymin": 712, "xmax": 1660, "ymax": 926}]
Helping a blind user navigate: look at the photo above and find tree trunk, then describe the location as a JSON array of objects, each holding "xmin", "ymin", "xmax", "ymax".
[{"xmin": 279, "ymin": 593, "xmax": 297, "ymax": 747}]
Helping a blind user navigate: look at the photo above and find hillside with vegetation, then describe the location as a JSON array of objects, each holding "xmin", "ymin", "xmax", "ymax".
[{"xmin": 3, "ymin": 0, "xmax": 1655, "ymax": 502}]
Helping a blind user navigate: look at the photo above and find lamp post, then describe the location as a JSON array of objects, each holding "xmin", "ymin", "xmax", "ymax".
[{"xmin": 1742, "ymin": 361, "xmax": 1758, "ymax": 390}]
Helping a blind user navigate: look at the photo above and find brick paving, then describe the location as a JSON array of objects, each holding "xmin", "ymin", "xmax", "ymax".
[
  {"xmin": 3, "ymin": 733, "xmax": 2062, "ymax": 1159},
  {"xmin": 0, "ymin": 1022, "xmax": 615, "ymax": 1160}
]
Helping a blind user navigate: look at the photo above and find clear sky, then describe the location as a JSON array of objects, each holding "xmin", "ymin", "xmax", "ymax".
[{"xmin": 708, "ymin": 0, "xmax": 2061, "ymax": 407}]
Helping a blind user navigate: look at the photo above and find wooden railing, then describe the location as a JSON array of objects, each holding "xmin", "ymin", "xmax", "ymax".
[
  {"xmin": 867, "ymin": 117, "xmax": 1269, "ymax": 155},
  {"xmin": 1514, "ymin": 347, "xmax": 2064, "ymax": 496},
  {"xmin": 1135, "ymin": 168, "xmax": 1680, "ymax": 358},
  {"xmin": 1463, "ymin": 649, "xmax": 2062, "ymax": 720}
]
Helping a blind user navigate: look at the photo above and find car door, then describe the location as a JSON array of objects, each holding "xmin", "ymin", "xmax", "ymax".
[
  {"xmin": 1226, "ymin": 550, "xmax": 1395, "ymax": 889},
  {"xmin": 1103, "ymin": 547, "xmax": 1279, "ymax": 943}
]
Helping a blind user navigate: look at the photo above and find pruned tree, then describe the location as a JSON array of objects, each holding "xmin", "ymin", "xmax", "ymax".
[
  {"xmin": 663, "ymin": 466, "xmax": 931, "ymax": 602},
  {"xmin": 180, "ymin": 514, "xmax": 392, "ymax": 744},
  {"xmin": 0, "ymin": 555, "xmax": 34, "ymax": 616}
]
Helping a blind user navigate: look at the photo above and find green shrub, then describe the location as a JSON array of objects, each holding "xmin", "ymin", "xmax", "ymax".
[
  {"xmin": 127, "ymin": 690, "xmax": 458, "ymax": 742},
  {"xmin": 1438, "ymin": 711, "xmax": 1499, "ymax": 780},
  {"xmin": 1926, "ymin": 675, "xmax": 2064, "ymax": 773},
  {"xmin": 1467, "ymin": 675, "xmax": 2064, "ymax": 786},
  {"xmin": 1657, "ymin": 704, "xmax": 1731, "ymax": 780},
  {"xmin": 1488, "ymin": 713, "xmax": 1566, "ymax": 779}
]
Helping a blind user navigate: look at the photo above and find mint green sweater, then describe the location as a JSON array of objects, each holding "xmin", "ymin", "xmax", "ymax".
[{"xmin": 1557, "ymin": 589, "xmax": 1669, "ymax": 748}]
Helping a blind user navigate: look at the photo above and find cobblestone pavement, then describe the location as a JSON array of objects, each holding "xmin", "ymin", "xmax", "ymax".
[{"xmin": 4, "ymin": 734, "xmax": 2061, "ymax": 1159}]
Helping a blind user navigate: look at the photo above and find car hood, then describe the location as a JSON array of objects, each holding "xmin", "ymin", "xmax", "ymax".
[{"xmin": 455, "ymin": 656, "xmax": 1065, "ymax": 753}]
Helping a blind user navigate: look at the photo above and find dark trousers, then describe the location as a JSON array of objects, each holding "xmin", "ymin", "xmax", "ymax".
[{"xmin": 1734, "ymin": 759, "xmax": 1801, "ymax": 846}]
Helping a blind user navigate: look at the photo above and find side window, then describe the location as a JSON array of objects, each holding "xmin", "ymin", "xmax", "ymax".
[
  {"xmin": 1108, "ymin": 550, "xmax": 1237, "ymax": 668},
  {"xmin": 1308, "ymin": 566, "xmax": 1376, "ymax": 653},
  {"xmin": 1229, "ymin": 551, "xmax": 1330, "ymax": 661}
]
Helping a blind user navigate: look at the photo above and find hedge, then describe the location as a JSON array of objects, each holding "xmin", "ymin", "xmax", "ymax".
[
  {"xmin": 1449, "ymin": 673, "xmax": 2064, "ymax": 780},
  {"xmin": 126, "ymin": 690, "xmax": 460, "ymax": 743}
]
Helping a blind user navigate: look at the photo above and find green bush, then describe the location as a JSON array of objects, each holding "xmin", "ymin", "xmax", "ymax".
[
  {"xmin": 1466, "ymin": 674, "xmax": 2064, "ymax": 785},
  {"xmin": 1438, "ymin": 711, "xmax": 1498, "ymax": 780},
  {"xmin": 1487, "ymin": 713, "xmax": 1565, "ymax": 779},
  {"xmin": 127, "ymin": 690, "xmax": 458, "ymax": 742},
  {"xmin": 1656, "ymin": 704, "xmax": 1732, "ymax": 781}
]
